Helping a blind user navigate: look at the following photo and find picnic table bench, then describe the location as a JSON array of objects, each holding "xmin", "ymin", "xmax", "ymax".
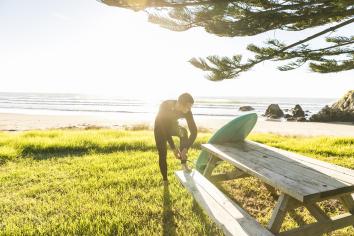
[{"xmin": 175, "ymin": 140, "xmax": 354, "ymax": 236}]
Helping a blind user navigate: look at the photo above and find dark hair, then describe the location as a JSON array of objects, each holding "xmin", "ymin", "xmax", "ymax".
[{"xmin": 178, "ymin": 93, "xmax": 194, "ymax": 105}]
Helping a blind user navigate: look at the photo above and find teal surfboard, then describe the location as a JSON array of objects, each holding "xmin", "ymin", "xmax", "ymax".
[{"xmin": 195, "ymin": 113, "xmax": 258, "ymax": 172}]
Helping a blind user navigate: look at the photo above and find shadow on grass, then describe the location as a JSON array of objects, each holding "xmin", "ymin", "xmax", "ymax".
[
  {"xmin": 163, "ymin": 185, "xmax": 176, "ymax": 236},
  {"xmin": 191, "ymin": 199, "xmax": 221, "ymax": 234},
  {"xmin": 20, "ymin": 143, "xmax": 156, "ymax": 160}
]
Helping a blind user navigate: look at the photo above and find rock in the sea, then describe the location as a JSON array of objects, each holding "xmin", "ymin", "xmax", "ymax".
[
  {"xmin": 310, "ymin": 90, "xmax": 354, "ymax": 122},
  {"xmin": 239, "ymin": 106, "xmax": 255, "ymax": 111},
  {"xmin": 264, "ymin": 104, "xmax": 284, "ymax": 118},
  {"xmin": 284, "ymin": 114, "xmax": 292, "ymax": 118},
  {"xmin": 287, "ymin": 117, "xmax": 296, "ymax": 121},
  {"xmin": 291, "ymin": 104, "xmax": 305, "ymax": 118},
  {"xmin": 296, "ymin": 117, "xmax": 307, "ymax": 122}
]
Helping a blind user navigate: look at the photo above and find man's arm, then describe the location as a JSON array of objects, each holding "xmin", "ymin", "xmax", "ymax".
[
  {"xmin": 166, "ymin": 134, "xmax": 176, "ymax": 150},
  {"xmin": 184, "ymin": 111, "xmax": 198, "ymax": 150}
]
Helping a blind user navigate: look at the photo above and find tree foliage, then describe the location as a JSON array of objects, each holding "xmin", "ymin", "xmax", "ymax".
[{"xmin": 101, "ymin": 0, "xmax": 354, "ymax": 81}]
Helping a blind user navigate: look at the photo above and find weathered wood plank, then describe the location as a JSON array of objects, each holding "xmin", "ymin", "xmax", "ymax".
[
  {"xmin": 246, "ymin": 140, "xmax": 354, "ymax": 184},
  {"xmin": 202, "ymin": 143, "xmax": 354, "ymax": 202},
  {"xmin": 175, "ymin": 170, "xmax": 274, "ymax": 236},
  {"xmin": 278, "ymin": 213, "xmax": 354, "ymax": 236},
  {"xmin": 202, "ymin": 143, "xmax": 318, "ymax": 202},
  {"xmin": 340, "ymin": 194, "xmax": 354, "ymax": 214},
  {"xmin": 268, "ymin": 194, "xmax": 292, "ymax": 233},
  {"xmin": 226, "ymin": 141, "xmax": 353, "ymax": 190},
  {"xmin": 263, "ymin": 183, "xmax": 279, "ymax": 200},
  {"xmin": 227, "ymin": 140, "xmax": 354, "ymax": 188},
  {"xmin": 305, "ymin": 203, "xmax": 330, "ymax": 222},
  {"xmin": 203, "ymin": 153, "xmax": 219, "ymax": 178}
]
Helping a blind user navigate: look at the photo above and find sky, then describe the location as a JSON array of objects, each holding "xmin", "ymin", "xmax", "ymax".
[{"xmin": 0, "ymin": 0, "xmax": 353, "ymax": 100}]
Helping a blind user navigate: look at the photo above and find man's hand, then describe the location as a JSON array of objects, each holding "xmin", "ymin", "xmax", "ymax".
[
  {"xmin": 173, "ymin": 148, "xmax": 181, "ymax": 160},
  {"xmin": 180, "ymin": 148, "xmax": 188, "ymax": 160}
]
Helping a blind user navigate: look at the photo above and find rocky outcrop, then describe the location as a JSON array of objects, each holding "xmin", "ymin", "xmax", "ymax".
[
  {"xmin": 282, "ymin": 104, "xmax": 307, "ymax": 122},
  {"xmin": 239, "ymin": 106, "xmax": 255, "ymax": 111},
  {"xmin": 310, "ymin": 90, "xmax": 354, "ymax": 122},
  {"xmin": 310, "ymin": 105, "xmax": 354, "ymax": 122},
  {"xmin": 296, "ymin": 117, "xmax": 307, "ymax": 122},
  {"xmin": 291, "ymin": 104, "xmax": 305, "ymax": 118},
  {"xmin": 332, "ymin": 90, "xmax": 354, "ymax": 111},
  {"xmin": 264, "ymin": 104, "xmax": 284, "ymax": 119}
]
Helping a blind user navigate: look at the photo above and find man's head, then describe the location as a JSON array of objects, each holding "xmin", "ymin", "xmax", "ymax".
[{"xmin": 177, "ymin": 93, "xmax": 194, "ymax": 113}]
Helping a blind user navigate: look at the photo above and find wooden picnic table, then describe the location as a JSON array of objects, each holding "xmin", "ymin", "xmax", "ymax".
[{"xmin": 199, "ymin": 140, "xmax": 354, "ymax": 235}]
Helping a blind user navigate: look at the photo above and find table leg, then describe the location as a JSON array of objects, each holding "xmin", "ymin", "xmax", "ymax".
[
  {"xmin": 305, "ymin": 203, "xmax": 329, "ymax": 222},
  {"xmin": 203, "ymin": 153, "xmax": 219, "ymax": 179},
  {"xmin": 339, "ymin": 193, "xmax": 354, "ymax": 228},
  {"xmin": 288, "ymin": 209, "xmax": 306, "ymax": 227},
  {"xmin": 268, "ymin": 193, "xmax": 293, "ymax": 233},
  {"xmin": 278, "ymin": 213, "xmax": 354, "ymax": 236},
  {"xmin": 278, "ymin": 196, "xmax": 354, "ymax": 236},
  {"xmin": 339, "ymin": 193, "xmax": 354, "ymax": 214},
  {"xmin": 264, "ymin": 183, "xmax": 279, "ymax": 200}
]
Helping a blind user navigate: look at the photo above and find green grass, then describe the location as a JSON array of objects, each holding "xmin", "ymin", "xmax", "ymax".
[{"xmin": 0, "ymin": 129, "xmax": 353, "ymax": 235}]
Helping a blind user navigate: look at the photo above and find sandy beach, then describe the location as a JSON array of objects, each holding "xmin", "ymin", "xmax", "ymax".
[{"xmin": 0, "ymin": 112, "xmax": 353, "ymax": 137}]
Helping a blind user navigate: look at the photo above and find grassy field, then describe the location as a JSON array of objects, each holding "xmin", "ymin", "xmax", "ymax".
[{"xmin": 0, "ymin": 129, "xmax": 353, "ymax": 235}]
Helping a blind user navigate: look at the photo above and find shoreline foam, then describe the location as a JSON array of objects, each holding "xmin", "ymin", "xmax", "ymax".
[{"xmin": 0, "ymin": 112, "xmax": 353, "ymax": 137}]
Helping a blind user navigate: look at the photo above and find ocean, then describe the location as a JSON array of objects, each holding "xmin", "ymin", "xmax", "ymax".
[{"xmin": 0, "ymin": 92, "xmax": 337, "ymax": 120}]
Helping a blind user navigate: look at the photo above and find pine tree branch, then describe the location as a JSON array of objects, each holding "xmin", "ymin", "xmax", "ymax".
[
  {"xmin": 306, "ymin": 41, "xmax": 354, "ymax": 53},
  {"xmin": 103, "ymin": 0, "xmax": 234, "ymax": 9},
  {"xmin": 242, "ymin": 18, "xmax": 354, "ymax": 70}
]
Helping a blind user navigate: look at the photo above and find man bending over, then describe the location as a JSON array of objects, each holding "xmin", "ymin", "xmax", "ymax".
[{"xmin": 154, "ymin": 93, "xmax": 198, "ymax": 185}]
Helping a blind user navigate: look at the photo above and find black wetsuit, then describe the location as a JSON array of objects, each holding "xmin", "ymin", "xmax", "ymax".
[{"xmin": 154, "ymin": 100, "xmax": 197, "ymax": 181}]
